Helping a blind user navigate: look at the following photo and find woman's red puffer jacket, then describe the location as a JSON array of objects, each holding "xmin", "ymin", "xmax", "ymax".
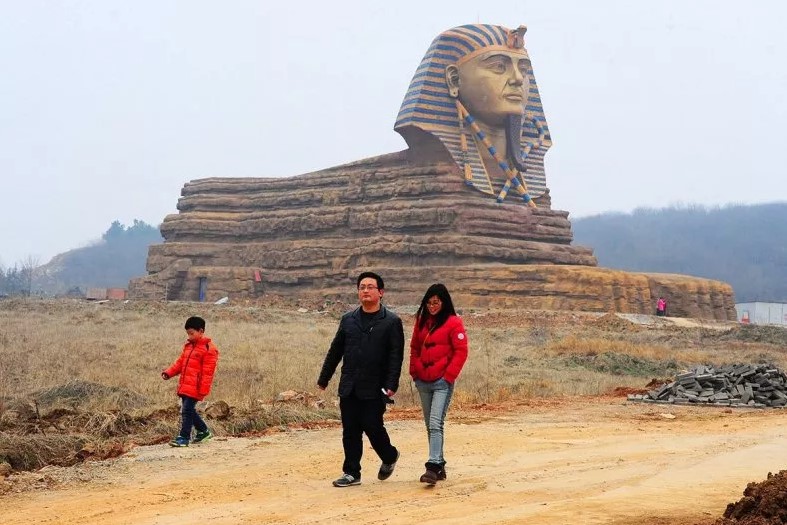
[
  {"xmin": 163, "ymin": 336, "xmax": 219, "ymax": 401},
  {"xmin": 409, "ymin": 315, "xmax": 468, "ymax": 384}
]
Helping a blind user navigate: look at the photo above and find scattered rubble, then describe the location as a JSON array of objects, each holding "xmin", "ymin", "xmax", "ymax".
[
  {"xmin": 204, "ymin": 400, "xmax": 231, "ymax": 420},
  {"xmin": 628, "ymin": 364, "xmax": 787, "ymax": 408},
  {"xmin": 274, "ymin": 390, "xmax": 325, "ymax": 409}
]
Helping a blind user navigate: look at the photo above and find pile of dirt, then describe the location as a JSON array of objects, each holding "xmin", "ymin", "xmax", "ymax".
[
  {"xmin": 0, "ymin": 434, "xmax": 132, "ymax": 473},
  {"xmin": 0, "ymin": 435, "xmax": 86, "ymax": 471},
  {"xmin": 586, "ymin": 312, "xmax": 644, "ymax": 332},
  {"xmin": 607, "ymin": 386, "xmax": 649, "ymax": 396},
  {"xmin": 0, "ymin": 378, "xmax": 183, "ymax": 474},
  {"xmin": 715, "ymin": 470, "xmax": 787, "ymax": 524},
  {"xmin": 35, "ymin": 380, "xmax": 147, "ymax": 410}
]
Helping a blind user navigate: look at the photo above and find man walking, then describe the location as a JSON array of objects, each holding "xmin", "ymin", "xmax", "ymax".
[{"xmin": 317, "ymin": 271, "xmax": 404, "ymax": 487}]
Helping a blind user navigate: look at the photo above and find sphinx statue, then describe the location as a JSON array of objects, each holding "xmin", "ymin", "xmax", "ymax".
[
  {"xmin": 395, "ymin": 24, "xmax": 549, "ymax": 205},
  {"xmin": 129, "ymin": 23, "xmax": 736, "ymax": 319}
]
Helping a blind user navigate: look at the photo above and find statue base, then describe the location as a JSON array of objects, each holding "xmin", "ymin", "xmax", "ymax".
[
  {"xmin": 129, "ymin": 263, "xmax": 734, "ymax": 320},
  {"xmin": 129, "ymin": 151, "xmax": 735, "ymax": 320}
]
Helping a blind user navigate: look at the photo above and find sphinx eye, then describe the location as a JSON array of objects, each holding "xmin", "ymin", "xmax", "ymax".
[{"xmin": 485, "ymin": 59, "xmax": 507, "ymax": 73}]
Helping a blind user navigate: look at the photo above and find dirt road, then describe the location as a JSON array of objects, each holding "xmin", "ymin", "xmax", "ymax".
[{"xmin": 4, "ymin": 397, "xmax": 786, "ymax": 525}]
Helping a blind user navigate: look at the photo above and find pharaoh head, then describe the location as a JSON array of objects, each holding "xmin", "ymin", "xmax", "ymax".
[{"xmin": 395, "ymin": 24, "xmax": 551, "ymax": 204}]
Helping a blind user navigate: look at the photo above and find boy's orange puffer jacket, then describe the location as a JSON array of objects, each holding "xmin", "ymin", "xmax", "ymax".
[{"xmin": 164, "ymin": 336, "xmax": 219, "ymax": 401}]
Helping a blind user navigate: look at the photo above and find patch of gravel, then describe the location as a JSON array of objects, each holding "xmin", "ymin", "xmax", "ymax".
[
  {"xmin": 617, "ymin": 313, "xmax": 659, "ymax": 326},
  {"xmin": 0, "ymin": 458, "xmax": 117, "ymax": 495}
]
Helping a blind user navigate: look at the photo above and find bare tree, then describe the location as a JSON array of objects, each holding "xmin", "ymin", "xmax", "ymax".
[{"xmin": 19, "ymin": 255, "xmax": 40, "ymax": 296}]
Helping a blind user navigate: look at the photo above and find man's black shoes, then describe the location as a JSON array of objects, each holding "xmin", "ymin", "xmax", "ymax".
[
  {"xmin": 378, "ymin": 450, "xmax": 400, "ymax": 480},
  {"xmin": 332, "ymin": 473, "xmax": 361, "ymax": 487}
]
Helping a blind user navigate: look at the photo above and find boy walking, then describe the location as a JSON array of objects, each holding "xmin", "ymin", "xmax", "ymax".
[{"xmin": 162, "ymin": 316, "xmax": 219, "ymax": 447}]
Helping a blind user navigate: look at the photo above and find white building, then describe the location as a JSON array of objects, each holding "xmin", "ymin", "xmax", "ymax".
[{"xmin": 735, "ymin": 302, "xmax": 787, "ymax": 326}]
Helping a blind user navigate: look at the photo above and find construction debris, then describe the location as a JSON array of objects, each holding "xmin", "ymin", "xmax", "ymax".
[
  {"xmin": 628, "ymin": 364, "xmax": 787, "ymax": 408},
  {"xmin": 274, "ymin": 390, "xmax": 326, "ymax": 409}
]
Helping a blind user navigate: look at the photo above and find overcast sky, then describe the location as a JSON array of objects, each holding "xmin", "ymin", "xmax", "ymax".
[{"xmin": 1, "ymin": 1, "xmax": 785, "ymax": 266}]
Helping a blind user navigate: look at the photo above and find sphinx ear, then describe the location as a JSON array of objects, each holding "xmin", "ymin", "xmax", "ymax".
[{"xmin": 445, "ymin": 65, "xmax": 460, "ymax": 98}]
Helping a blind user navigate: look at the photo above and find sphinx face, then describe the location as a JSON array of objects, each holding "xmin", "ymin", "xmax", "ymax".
[
  {"xmin": 456, "ymin": 50, "xmax": 531, "ymax": 128},
  {"xmin": 394, "ymin": 24, "xmax": 550, "ymax": 200}
]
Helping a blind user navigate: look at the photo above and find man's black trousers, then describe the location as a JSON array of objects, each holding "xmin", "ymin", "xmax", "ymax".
[{"xmin": 339, "ymin": 394, "xmax": 398, "ymax": 479}]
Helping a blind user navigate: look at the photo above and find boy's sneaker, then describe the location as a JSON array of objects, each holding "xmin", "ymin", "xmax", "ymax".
[
  {"xmin": 192, "ymin": 430, "xmax": 213, "ymax": 444},
  {"xmin": 332, "ymin": 473, "xmax": 361, "ymax": 487},
  {"xmin": 377, "ymin": 450, "xmax": 400, "ymax": 480},
  {"xmin": 169, "ymin": 436, "xmax": 189, "ymax": 447}
]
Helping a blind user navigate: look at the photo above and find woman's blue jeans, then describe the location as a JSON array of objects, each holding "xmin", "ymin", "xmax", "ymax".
[{"xmin": 416, "ymin": 378, "xmax": 454, "ymax": 465}]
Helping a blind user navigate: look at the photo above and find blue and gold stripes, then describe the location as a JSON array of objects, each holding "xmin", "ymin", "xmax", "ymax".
[
  {"xmin": 394, "ymin": 24, "xmax": 551, "ymax": 202},
  {"xmin": 456, "ymin": 100, "xmax": 537, "ymax": 206}
]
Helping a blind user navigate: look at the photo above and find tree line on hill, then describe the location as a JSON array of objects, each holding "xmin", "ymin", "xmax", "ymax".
[
  {"xmin": 1, "ymin": 203, "xmax": 783, "ymax": 303},
  {"xmin": 571, "ymin": 202, "xmax": 787, "ymax": 303},
  {"xmin": 0, "ymin": 220, "xmax": 162, "ymax": 296}
]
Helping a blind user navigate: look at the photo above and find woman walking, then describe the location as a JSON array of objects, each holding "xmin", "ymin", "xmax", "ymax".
[{"xmin": 409, "ymin": 283, "xmax": 469, "ymax": 484}]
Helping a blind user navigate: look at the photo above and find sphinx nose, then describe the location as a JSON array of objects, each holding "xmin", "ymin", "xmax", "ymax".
[{"xmin": 509, "ymin": 67, "xmax": 524, "ymax": 85}]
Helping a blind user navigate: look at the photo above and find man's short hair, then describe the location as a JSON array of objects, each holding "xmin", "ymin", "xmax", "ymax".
[
  {"xmin": 184, "ymin": 316, "xmax": 206, "ymax": 331},
  {"xmin": 356, "ymin": 271, "xmax": 384, "ymax": 290}
]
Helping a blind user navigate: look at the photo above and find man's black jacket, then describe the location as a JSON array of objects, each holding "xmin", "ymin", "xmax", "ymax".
[{"xmin": 317, "ymin": 306, "xmax": 404, "ymax": 399}]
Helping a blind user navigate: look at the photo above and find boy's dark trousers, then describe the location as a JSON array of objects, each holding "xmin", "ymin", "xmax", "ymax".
[
  {"xmin": 179, "ymin": 395, "xmax": 208, "ymax": 439},
  {"xmin": 339, "ymin": 394, "xmax": 398, "ymax": 479}
]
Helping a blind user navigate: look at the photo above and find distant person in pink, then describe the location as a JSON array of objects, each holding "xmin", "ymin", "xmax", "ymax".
[{"xmin": 656, "ymin": 297, "xmax": 667, "ymax": 317}]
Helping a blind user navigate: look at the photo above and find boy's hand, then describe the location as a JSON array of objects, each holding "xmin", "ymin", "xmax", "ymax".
[{"xmin": 161, "ymin": 372, "xmax": 169, "ymax": 380}]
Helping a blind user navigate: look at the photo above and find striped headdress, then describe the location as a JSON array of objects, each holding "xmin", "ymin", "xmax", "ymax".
[{"xmin": 394, "ymin": 24, "xmax": 551, "ymax": 200}]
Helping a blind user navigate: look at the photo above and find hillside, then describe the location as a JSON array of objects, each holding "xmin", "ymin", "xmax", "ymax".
[
  {"xmin": 572, "ymin": 202, "xmax": 787, "ymax": 302},
  {"xmin": 34, "ymin": 220, "xmax": 162, "ymax": 295}
]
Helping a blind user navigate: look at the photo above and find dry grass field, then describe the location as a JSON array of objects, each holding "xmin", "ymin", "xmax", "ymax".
[{"xmin": 1, "ymin": 297, "xmax": 786, "ymax": 483}]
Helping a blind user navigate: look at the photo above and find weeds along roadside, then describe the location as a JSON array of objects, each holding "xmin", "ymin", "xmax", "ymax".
[{"xmin": 0, "ymin": 301, "xmax": 696, "ymax": 411}]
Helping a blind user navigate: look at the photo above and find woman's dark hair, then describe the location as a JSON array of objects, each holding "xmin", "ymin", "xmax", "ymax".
[{"xmin": 416, "ymin": 283, "xmax": 456, "ymax": 331}]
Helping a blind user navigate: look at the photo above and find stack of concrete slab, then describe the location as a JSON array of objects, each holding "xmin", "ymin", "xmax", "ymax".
[{"xmin": 628, "ymin": 364, "xmax": 787, "ymax": 408}]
